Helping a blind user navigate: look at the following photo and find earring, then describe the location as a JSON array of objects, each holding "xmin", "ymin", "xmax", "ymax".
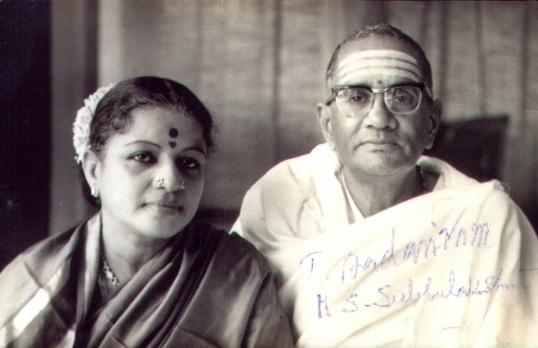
[
  {"xmin": 91, "ymin": 186, "xmax": 99, "ymax": 198},
  {"xmin": 152, "ymin": 176, "xmax": 165, "ymax": 188}
]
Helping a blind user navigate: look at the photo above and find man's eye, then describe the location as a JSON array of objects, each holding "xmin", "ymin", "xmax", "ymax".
[
  {"xmin": 348, "ymin": 94, "xmax": 369, "ymax": 103},
  {"xmin": 393, "ymin": 93, "xmax": 414, "ymax": 105},
  {"xmin": 342, "ymin": 89, "xmax": 371, "ymax": 105},
  {"xmin": 391, "ymin": 87, "xmax": 420, "ymax": 105},
  {"xmin": 131, "ymin": 152, "xmax": 156, "ymax": 164}
]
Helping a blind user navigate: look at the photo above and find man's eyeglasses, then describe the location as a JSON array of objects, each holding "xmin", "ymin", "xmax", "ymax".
[{"xmin": 326, "ymin": 83, "xmax": 431, "ymax": 118}]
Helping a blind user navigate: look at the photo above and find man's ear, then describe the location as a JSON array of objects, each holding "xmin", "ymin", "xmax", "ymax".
[
  {"xmin": 317, "ymin": 102, "xmax": 335, "ymax": 149},
  {"xmin": 81, "ymin": 150, "xmax": 102, "ymax": 197},
  {"xmin": 426, "ymin": 99, "xmax": 441, "ymax": 150}
]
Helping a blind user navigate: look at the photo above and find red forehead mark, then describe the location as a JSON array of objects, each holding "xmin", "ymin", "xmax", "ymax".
[
  {"xmin": 169, "ymin": 128, "xmax": 178, "ymax": 138},
  {"xmin": 377, "ymin": 80, "xmax": 382, "ymax": 84}
]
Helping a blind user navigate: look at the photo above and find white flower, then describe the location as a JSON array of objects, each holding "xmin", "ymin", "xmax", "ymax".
[{"xmin": 73, "ymin": 83, "xmax": 115, "ymax": 164}]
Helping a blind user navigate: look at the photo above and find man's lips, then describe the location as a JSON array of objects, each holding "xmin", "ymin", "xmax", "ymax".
[
  {"xmin": 361, "ymin": 139, "xmax": 397, "ymax": 145},
  {"xmin": 357, "ymin": 139, "xmax": 399, "ymax": 148},
  {"xmin": 353, "ymin": 139, "xmax": 402, "ymax": 154}
]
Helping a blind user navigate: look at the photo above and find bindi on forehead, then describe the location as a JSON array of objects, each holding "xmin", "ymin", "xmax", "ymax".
[
  {"xmin": 169, "ymin": 128, "xmax": 179, "ymax": 138},
  {"xmin": 168, "ymin": 127, "xmax": 178, "ymax": 148}
]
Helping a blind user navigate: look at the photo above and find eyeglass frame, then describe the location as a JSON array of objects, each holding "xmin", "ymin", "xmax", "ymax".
[{"xmin": 325, "ymin": 82, "xmax": 433, "ymax": 117}]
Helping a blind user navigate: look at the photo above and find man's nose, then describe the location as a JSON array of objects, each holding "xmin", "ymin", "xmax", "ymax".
[{"xmin": 363, "ymin": 94, "xmax": 395, "ymax": 129}]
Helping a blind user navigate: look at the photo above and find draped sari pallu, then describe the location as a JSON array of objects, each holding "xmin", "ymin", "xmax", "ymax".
[
  {"xmin": 269, "ymin": 184, "xmax": 538, "ymax": 347},
  {"xmin": 0, "ymin": 215, "xmax": 293, "ymax": 348}
]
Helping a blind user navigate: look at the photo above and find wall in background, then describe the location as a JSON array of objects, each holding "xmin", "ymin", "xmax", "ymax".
[
  {"xmin": 49, "ymin": 1, "xmax": 538, "ymax": 234},
  {"xmin": 0, "ymin": 0, "xmax": 51, "ymax": 268},
  {"xmin": 96, "ymin": 0, "xmax": 388, "ymax": 213},
  {"xmin": 49, "ymin": 0, "xmax": 98, "ymax": 235},
  {"xmin": 387, "ymin": 2, "xmax": 538, "ymax": 226}
]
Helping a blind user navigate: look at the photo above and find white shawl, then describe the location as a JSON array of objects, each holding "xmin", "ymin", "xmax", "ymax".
[{"xmin": 233, "ymin": 144, "xmax": 538, "ymax": 347}]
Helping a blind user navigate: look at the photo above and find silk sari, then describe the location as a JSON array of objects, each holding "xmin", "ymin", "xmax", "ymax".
[{"xmin": 0, "ymin": 214, "xmax": 293, "ymax": 348}]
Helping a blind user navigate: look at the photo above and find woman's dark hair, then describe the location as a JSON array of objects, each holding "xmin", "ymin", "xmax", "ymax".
[{"xmin": 79, "ymin": 76, "xmax": 215, "ymax": 206}]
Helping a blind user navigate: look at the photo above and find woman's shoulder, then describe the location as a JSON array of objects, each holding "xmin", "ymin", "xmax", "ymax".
[
  {"xmin": 1, "ymin": 222, "xmax": 85, "ymax": 281},
  {"xmin": 189, "ymin": 221, "xmax": 272, "ymax": 275},
  {"xmin": 0, "ymin": 222, "xmax": 85, "ymax": 326},
  {"xmin": 26, "ymin": 224, "xmax": 80, "ymax": 254}
]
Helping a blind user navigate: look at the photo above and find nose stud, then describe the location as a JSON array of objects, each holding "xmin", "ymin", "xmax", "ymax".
[
  {"xmin": 152, "ymin": 176, "xmax": 165, "ymax": 188},
  {"xmin": 152, "ymin": 176, "xmax": 186, "ymax": 190}
]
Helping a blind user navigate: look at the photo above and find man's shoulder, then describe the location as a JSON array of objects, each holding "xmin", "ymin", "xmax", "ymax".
[
  {"xmin": 256, "ymin": 143, "xmax": 337, "ymax": 193},
  {"xmin": 473, "ymin": 180, "xmax": 521, "ymax": 213},
  {"xmin": 418, "ymin": 155, "xmax": 478, "ymax": 189},
  {"xmin": 424, "ymin": 156, "xmax": 511, "ymax": 203},
  {"xmin": 418, "ymin": 156, "xmax": 526, "ymax": 225},
  {"xmin": 234, "ymin": 144, "xmax": 336, "ymax": 240}
]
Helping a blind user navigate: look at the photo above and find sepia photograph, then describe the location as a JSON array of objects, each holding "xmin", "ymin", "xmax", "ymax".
[{"xmin": 1, "ymin": 0, "xmax": 537, "ymax": 346}]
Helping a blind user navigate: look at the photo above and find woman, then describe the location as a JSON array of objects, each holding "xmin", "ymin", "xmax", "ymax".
[{"xmin": 0, "ymin": 76, "xmax": 293, "ymax": 347}]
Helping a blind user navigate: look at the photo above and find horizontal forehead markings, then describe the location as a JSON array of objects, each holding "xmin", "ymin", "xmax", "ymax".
[
  {"xmin": 338, "ymin": 59, "xmax": 421, "ymax": 78},
  {"xmin": 339, "ymin": 49, "xmax": 420, "ymax": 65},
  {"xmin": 338, "ymin": 66, "xmax": 422, "ymax": 85},
  {"xmin": 337, "ymin": 49, "xmax": 423, "ymax": 81}
]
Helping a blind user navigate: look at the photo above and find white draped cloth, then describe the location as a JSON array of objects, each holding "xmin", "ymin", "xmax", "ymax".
[{"xmin": 232, "ymin": 144, "xmax": 538, "ymax": 347}]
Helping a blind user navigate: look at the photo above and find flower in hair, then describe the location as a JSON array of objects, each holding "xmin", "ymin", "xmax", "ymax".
[{"xmin": 72, "ymin": 83, "xmax": 115, "ymax": 164}]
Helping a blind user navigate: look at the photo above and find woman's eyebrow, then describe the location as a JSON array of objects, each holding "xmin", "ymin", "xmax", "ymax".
[
  {"xmin": 124, "ymin": 140, "xmax": 161, "ymax": 148},
  {"xmin": 184, "ymin": 146, "xmax": 207, "ymax": 155}
]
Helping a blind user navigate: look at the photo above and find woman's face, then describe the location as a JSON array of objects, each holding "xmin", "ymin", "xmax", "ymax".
[{"xmin": 94, "ymin": 106, "xmax": 207, "ymax": 241}]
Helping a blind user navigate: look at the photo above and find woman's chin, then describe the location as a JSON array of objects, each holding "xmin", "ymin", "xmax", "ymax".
[{"xmin": 137, "ymin": 215, "xmax": 193, "ymax": 239}]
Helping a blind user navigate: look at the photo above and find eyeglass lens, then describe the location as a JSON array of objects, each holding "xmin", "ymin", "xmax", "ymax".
[{"xmin": 335, "ymin": 86, "xmax": 422, "ymax": 117}]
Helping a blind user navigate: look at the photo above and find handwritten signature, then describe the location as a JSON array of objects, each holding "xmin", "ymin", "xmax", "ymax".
[
  {"xmin": 316, "ymin": 269, "xmax": 517, "ymax": 318},
  {"xmin": 299, "ymin": 210, "xmax": 493, "ymax": 284}
]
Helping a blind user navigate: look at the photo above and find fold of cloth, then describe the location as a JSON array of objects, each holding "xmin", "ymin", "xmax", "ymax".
[
  {"xmin": 0, "ymin": 214, "xmax": 293, "ymax": 348},
  {"xmin": 233, "ymin": 143, "xmax": 538, "ymax": 347}
]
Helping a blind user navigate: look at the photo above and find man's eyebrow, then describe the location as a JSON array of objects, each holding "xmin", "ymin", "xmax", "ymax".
[
  {"xmin": 346, "ymin": 81, "xmax": 425, "ymax": 87},
  {"xmin": 390, "ymin": 81, "xmax": 425, "ymax": 87},
  {"xmin": 333, "ymin": 84, "xmax": 371, "ymax": 89}
]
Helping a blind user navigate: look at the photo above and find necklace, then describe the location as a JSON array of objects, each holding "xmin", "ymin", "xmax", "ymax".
[{"xmin": 98, "ymin": 255, "xmax": 120, "ymax": 298}]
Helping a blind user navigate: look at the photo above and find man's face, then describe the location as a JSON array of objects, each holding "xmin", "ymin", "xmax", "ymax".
[{"xmin": 322, "ymin": 36, "xmax": 438, "ymax": 177}]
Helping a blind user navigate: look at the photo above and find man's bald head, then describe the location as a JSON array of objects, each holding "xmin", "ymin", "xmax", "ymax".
[{"xmin": 325, "ymin": 23, "xmax": 433, "ymax": 97}]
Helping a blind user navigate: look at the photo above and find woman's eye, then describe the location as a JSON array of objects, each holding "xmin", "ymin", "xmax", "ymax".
[
  {"xmin": 179, "ymin": 157, "xmax": 201, "ymax": 170},
  {"xmin": 131, "ymin": 152, "xmax": 156, "ymax": 164}
]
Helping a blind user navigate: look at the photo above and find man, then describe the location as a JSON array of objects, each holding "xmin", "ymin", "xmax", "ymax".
[{"xmin": 232, "ymin": 24, "xmax": 538, "ymax": 347}]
